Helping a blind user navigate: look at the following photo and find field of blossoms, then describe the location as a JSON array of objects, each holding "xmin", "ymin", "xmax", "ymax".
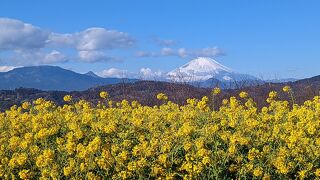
[{"xmin": 1, "ymin": 87, "xmax": 320, "ymax": 179}]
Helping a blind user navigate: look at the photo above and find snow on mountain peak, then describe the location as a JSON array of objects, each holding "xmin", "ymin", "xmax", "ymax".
[
  {"xmin": 167, "ymin": 57, "xmax": 233, "ymax": 81},
  {"xmin": 181, "ymin": 57, "xmax": 232, "ymax": 73}
]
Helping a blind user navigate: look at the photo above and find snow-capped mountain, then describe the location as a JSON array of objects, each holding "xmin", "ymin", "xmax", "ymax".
[{"xmin": 167, "ymin": 57, "xmax": 258, "ymax": 82}]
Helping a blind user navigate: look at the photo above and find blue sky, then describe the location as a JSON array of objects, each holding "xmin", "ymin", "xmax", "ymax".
[{"xmin": 0, "ymin": 0, "xmax": 319, "ymax": 79}]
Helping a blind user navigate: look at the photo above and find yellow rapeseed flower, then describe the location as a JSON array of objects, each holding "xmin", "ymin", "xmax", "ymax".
[
  {"xmin": 156, "ymin": 93, "xmax": 168, "ymax": 101},
  {"xmin": 21, "ymin": 102, "xmax": 31, "ymax": 110},
  {"xmin": 19, "ymin": 169, "xmax": 31, "ymax": 179},
  {"xmin": 99, "ymin": 91, "xmax": 108, "ymax": 99},
  {"xmin": 239, "ymin": 91, "xmax": 248, "ymax": 98},
  {"xmin": 1, "ymin": 87, "xmax": 320, "ymax": 179},
  {"xmin": 212, "ymin": 87, "xmax": 221, "ymax": 95},
  {"xmin": 63, "ymin": 95, "xmax": 72, "ymax": 102},
  {"xmin": 315, "ymin": 169, "xmax": 320, "ymax": 177},
  {"xmin": 268, "ymin": 91, "xmax": 277, "ymax": 99},
  {"xmin": 253, "ymin": 167, "xmax": 263, "ymax": 177},
  {"xmin": 282, "ymin": 86, "xmax": 291, "ymax": 93}
]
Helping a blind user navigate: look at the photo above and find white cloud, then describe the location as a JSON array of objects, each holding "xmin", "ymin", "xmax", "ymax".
[
  {"xmin": 177, "ymin": 48, "xmax": 187, "ymax": 58},
  {"xmin": 6, "ymin": 49, "xmax": 68, "ymax": 65},
  {"xmin": 160, "ymin": 47, "xmax": 176, "ymax": 56},
  {"xmin": 135, "ymin": 48, "xmax": 176, "ymax": 58},
  {"xmin": 0, "ymin": 18, "xmax": 135, "ymax": 65},
  {"xmin": 101, "ymin": 68, "xmax": 131, "ymax": 78},
  {"xmin": 75, "ymin": 28, "xmax": 134, "ymax": 50},
  {"xmin": 153, "ymin": 38, "xmax": 177, "ymax": 46},
  {"xmin": 139, "ymin": 68, "xmax": 165, "ymax": 80},
  {"xmin": 49, "ymin": 28, "xmax": 135, "ymax": 63},
  {"xmin": 101, "ymin": 67, "xmax": 165, "ymax": 80},
  {"xmin": 0, "ymin": 65, "xmax": 18, "ymax": 72},
  {"xmin": 78, "ymin": 50, "xmax": 116, "ymax": 62},
  {"xmin": 135, "ymin": 51, "xmax": 157, "ymax": 57},
  {"xmin": 0, "ymin": 18, "xmax": 49, "ymax": 50},
  {"xmin": 0, "ymin": 18, "xmax": 135, "ymax": 52},
  {"xmin": 49, "ymin": 28, "xmax": 135, "ymax": 51},
  {"xmin": 187, "ymin": 47, "xmax": 225, "ymax": 57},
  {"xmin": 139, "ymin": 68, "xmax": 153, "ymax": 76},
  {"xmin": 44, "ymin": 50, "xmax": 68, "ymax": 63},
  {"xmin": 136, "ymin": 47, "xmax": 224, "ymax": 59},
  {"xmin": 48, "ymin": 33, "xmax": 74, "ymax": 48}
]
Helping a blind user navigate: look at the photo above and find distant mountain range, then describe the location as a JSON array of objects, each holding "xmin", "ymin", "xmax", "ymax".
[
  {"xmin": 167, "ymin": 57, "xmax": 297, "ymax": 88},
  {"xmin": 167, "ymin": 57, "xmax": 258, "ymax": 82},
  {"xmin": 0, "ymin": 66, "xmax": 137, "ymax": 91},
  {"xmin": 1, "ymin": 75, "xmax": 319, "ymax": 111},
  {"xmin": 0, "ymin": 57, "xmax": 299, "ymax": 91}
]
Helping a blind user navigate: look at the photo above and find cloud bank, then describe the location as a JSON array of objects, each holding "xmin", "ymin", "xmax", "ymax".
[
  {"xmin": 136, "ymin": 47, "xmax": 224, "ymax": 58},
  {"xmin": 0, "ymin": 18, "xmax": 135, "ymax": 65},
  {"xmin": 0, "ymin": 65, "xmax": 18, "ymax": 72},
  {"xmin": 49, "ymin": 28, "xmax": 134, "ymax": 51},
  {"xmin": 0, "ymin": 18, "xmax": 49, "ymax": 50},
  {"xmin": 101, "ymin": 67, "xmax": 165, "ymax": 80}
]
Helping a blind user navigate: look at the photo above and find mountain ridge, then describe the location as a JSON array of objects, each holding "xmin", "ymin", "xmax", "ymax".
[
  {"xmin": 0, "ymin": 66, "xmax": 137, "ymax": 91},
  {"xmin": 1, "ymin": 75, "xmax": 319, "ymax": 112},
  {"xmin": 84, "ymin": 71, "xmax": 100, "ymax": 78},
  {"xmin": 0, "ymin": 58, "xmax": 301, "ymax": 91}
]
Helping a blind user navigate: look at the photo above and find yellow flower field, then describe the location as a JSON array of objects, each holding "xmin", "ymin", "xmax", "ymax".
[{"xmin": 0, "ymin": 89, "xmax": 320, "ymax": 179}]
